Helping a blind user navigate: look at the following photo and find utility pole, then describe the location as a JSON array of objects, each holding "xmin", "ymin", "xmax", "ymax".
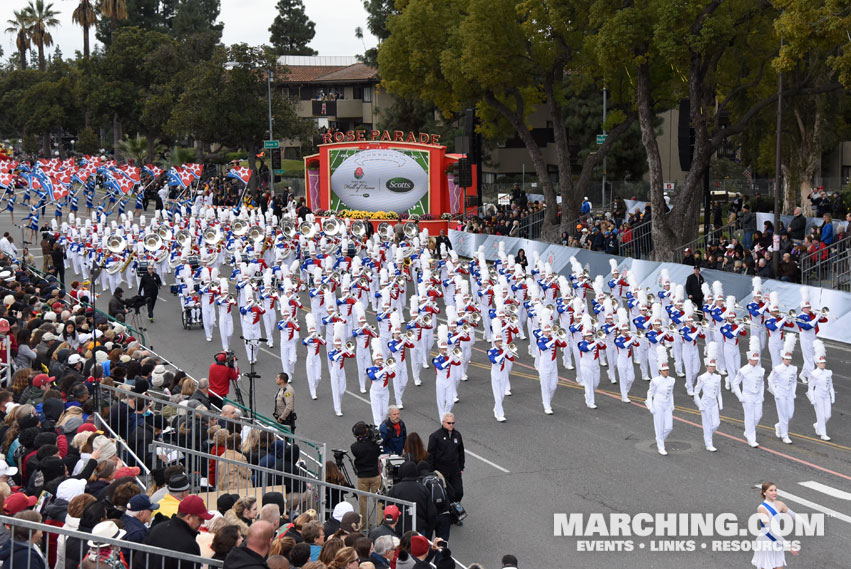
[
  {"xmin": 602, "ymin": 86, "xmax": 607, "ymax": 209},
  {"xmin": 267, "ymin": 70, "xmax": 274, "ymax": 195}
]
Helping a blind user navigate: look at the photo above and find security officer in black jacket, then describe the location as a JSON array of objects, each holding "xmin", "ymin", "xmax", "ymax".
[{"xmin": 426, "ymin": 413, "xmax": 466, "ymax": 505}]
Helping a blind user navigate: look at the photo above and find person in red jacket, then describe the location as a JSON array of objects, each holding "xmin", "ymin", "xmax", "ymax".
[{"xmin": 208, "ymin": 352, "xmax": 239, "ymax": 406}]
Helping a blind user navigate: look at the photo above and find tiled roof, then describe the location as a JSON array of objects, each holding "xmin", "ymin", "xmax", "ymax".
[{"xmin": 281, "ymin": 63, "xmax": 378, "ymax": 84}]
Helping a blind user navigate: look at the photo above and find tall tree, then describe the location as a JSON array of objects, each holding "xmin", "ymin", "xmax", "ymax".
[
  {"xmin": 22, "ymin": 0, "xmax": 59, "ymax": 72},
  {"xmin": 95, "ymin": 0, "xmax": 130, "ymax": 45},
  {"xmin": 380, "ymin": 0, "xmax": 634, "ymax": 241},
  {"xmin": 358, "ymin": 0, "xmax": 395, "ymax": 66},
  {"xmin": 171, "ymin": 0, "xmax": 223, "ymax": 61},
  {"xmin": 4, "ymin": 10, "xmax": 31, "ymax": 70},
  {"xmin": 72, "ymin": 0, "xmax": 98, "ymax": 59},
  {"xmin": 269, "ymin": 0, "xmax": 317, "ymax": 56}
]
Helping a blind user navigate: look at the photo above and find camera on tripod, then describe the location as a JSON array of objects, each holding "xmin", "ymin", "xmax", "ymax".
[
  {"xmin": 352, "ymin": 421, "xmax": 381, "ymax": 444},
  {"xmin": 215, "ymin": 351, "xmax": 237, "ymax": 368}
]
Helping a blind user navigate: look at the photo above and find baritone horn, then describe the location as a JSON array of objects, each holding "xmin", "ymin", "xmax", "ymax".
[
  {"xmin": 106, "ymin": 234, "xmax": 126, "ymax": 254},
  {"xmin": 143, "ymin": 233, "xmax": 162, "ymax": 252},
  {"xmin": 377, "ymin": 222, "xmax": 393, "ymax": 241},
  {"xmin": 403, "ymin": 222, "xmax": 418, "ymax": 240}
]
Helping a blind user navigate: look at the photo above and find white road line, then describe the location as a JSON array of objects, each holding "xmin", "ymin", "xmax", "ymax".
[
  {"xmin": 753, "ymin": 486, "xmax": 851, "ymax": 525},
  {"xmin": 345, "ymin": 390, "xmax": 372, "ymax": 405},
  {"xmin": 465, "ymin": 450, "xmax": 511, "ymax": 473},
  {"xmin": 799, "ymin": 481, "xmax": 851, "ymax": 501}
]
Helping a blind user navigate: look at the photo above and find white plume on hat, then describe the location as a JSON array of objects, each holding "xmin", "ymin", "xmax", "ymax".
[
  {"xmin": 355, "ymin": 301, "xmax": 366, "ymax": 322},
  {"xmin": 724, "ymin": 295, "xmax": 737, "ymax": 318},
  {"xmin": 657, "ymin": 346, "xmax": 669, "ymax": 370},
  {"xmin": 701, "ymin": 283, "xmax": 711, "ymax": 303},
  {"xmin": 409, "ymin": 296, "xmax": 419, "ymax": 318},
  {"xmin": 609, "ymin": 258, "xmax": 619, "ymax": 274},
  {"xmin": 527, "ymin": 277, "xmax": 540, "ymax": 301},
  {"xmin": 539, "ymin": 305, "xmax": 553, "ymax": 329},
  {"xmin": 558, "ymin": 276, "xmax": 571, "ymax": 298},
  {"xmin": 390, "ymin": 311, "xmax": 401, "ymax": 332},
  {"xmin": 748, "ymin": 336, "xmax": 761, "ymax": 360},
  {"xmin": 782, "ymin": 333, "xmax": 797, "ymax": 360},
  {"xmin": 704, "ymin": 341, "xmax": 718, "ymax": 367},
  {"xmin": 814, "ymin": 339, "xmax": 826, "ymax": 363},
  {"xmin": 446, "ymin": 305, "xmax": 458, "ymax": 325},
  {"xmin": 334, "ymin": 322, "xmax": 345, "ymax": 343},
  {"xmin": 593, "ymin": 275, "xmax": 605, "ymax": 297},
  {"xmin": 674, "ymin": 284, "xmax": 685, "ymax": 304},
  {"xmin": 651, "ymin": 303, "xmax": 662, "ymax": 323},
  {"xmin": 712, "ymin": 281, "xmax": 723, "ymax": 301},
  {"xmin": 752, "ymin": 276, "xmax": 763, "ymax": 296},
  {"xmin": 800, "ymin": 286, "xmax": 811, "ymax": 308},
  {"xmin": 603, "ymin": 298, "xmax": 614, "ymax": 317},
  {"xmin": 683, "ymin": 299, "xmax": 695, "ymax": 321},
  {"xmin": 581, "ymin": 313, "xmax": 593, "ymax": 334},
  {"xmin": 305, "ymin": 312, "xmax": 316, "ymax": 331},
  {"xmin": 769, "ymin": 291, "xmax": 780, "ymax": 311},
  {"xmin": 371, "ymin": 337, "xmax": 384, "ymax": 361},
  {"xmin": 617, "ymin": 307, "xmax": 629, "ymax": 329},
  {"xmin": 659, "ymin": 268, "xmax": 670, "ymax": 285},
  {"xmin": 491, "ymin": 320, "xmax": 503, "ymax": 341},
  {"xmin": 437, "ymin": 324, "xmax": 449, "ymax": 348}
]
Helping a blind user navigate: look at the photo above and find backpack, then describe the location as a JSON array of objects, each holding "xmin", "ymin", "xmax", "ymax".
[{"xmin": 420, "ymin": 473, "xmax": 448, "ymax": 512}]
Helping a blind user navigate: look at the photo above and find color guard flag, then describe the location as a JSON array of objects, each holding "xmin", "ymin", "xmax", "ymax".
[
  {"xmin": 226, "ymin": 166, "xmax": 252, "ymax": 185},
  {"xmin": 143, "ymin": 164, "xmax": 163, "ymax": 178},
  {"xmin": 116, "ymin": 176, "xmax": 135, "ymax": 195},
  {"xmin": 119, "ymin": 165, "xmax": 141, "ymax": 184},
  {"xmin": 184, "ymin": 163, "xmax": 203, "ymax": 178},
  {"xmin": 0, "ymin": 172, "xmax": 12, "ymax": 189},
  {"xmin": 167, "ymin": 167, "xmax": 185, "ymax": 188}
]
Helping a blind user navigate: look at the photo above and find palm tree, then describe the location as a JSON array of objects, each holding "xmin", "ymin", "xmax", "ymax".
[
  {"xmin": 98, "ymin": 0, "xmax": 128, "ymax": 44},
  {"xmin": 22, "ymin": 0, "xmax": 60, "ymax": 71},
  {"xmin": 5, "ymin": 10, "xmax": 31, "ymax": 70},
  {"xmin": 166, "ymin": 146, "xmax": 196, "ymax": 167},
  {"xmin": 72, "ymin": 0, "xmax": 98, "ymax": 59},
  {"xmin": 116, "ymin": 134, "xmax": 166, "ymax": 164}
]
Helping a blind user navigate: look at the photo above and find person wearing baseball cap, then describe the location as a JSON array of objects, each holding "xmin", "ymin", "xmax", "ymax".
[
  {"xmin": 368, "ymin": 504, "xmax": 401, "ymax": 541},
  {"xmin": 144, "ymin": 495, "xmax": 212, "ymax": 569},
  {"xmin": 122, "ymin": 494, "xmax": 159, "ymax": 545},
  {"xmin": 3, "ymin": 493, "xmax": 38, "ymax": 515}
]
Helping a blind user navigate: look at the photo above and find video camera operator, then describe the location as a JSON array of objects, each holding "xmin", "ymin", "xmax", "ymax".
[
  {"xmin": 350, "ymin": 421, "xmax": 382, "ymax": 525},
  {"xmin": 208, "ymin": 351, "xmax": 239, "ymax": 408},
  {"xmin": 108, "ymin": 287, "xmax": 127, "ymax": 322}
]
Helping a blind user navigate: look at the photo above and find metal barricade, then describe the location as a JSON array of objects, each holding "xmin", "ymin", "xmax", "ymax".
[
  {"xmin": 802, "ymin": 246, "xmax": 851, "ymax": 291},
  {"xmin": 94, "ymin": 383, "xmax": 327, "ymax": 501},
  {"xmin": 0, "ymin": 513, "xmax": 222, "ymax": 569},
  {"xmin": 620, "ymin": 218, "xmax": 653, "ymax": 259},
  {"xmin": 672, "ymin": 219, "xmax": 738, "ymax": 261},
  {"xmin": 151, "ymin": 441, "xmax": 418, "ymax": 533}
]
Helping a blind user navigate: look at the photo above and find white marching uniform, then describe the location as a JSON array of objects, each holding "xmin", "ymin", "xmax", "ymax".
[
  {"xmin": 215, "ymin": 296, "xmax": 236, "ymax": 351},
  {"xmin": 767, "ymin": 362, "xmax": 798, "ymax": 441},
  {"xmin": 808, "ymin": 367, "xmax": 836, "ymax": 438},
  {"xmin": 199, "ymin": 282, "xmax": 217, "ymax": 341},
  {"xmin": 302, "ymin": 335, "xmax": 325, "ymax": 399},
  {"xmin": 646, "ymin": 374, "xmax": 675, "ymax": 452},
  {"xmin": 277, "ymin": 318, "xmax": 300, "ymax": 377},
  {"xmin": 239, "ymin": 304, "xmax": 265, "ymax": 364},
  {"xmin": 693, "ymin": 372, "xmax": 723, "ymax": 449},
  {"xmin": 732, "ymin": 363, "xmax": 766, "ymax": 447},
  {"xmin": 488, "ymin": 346, "xmax": 513, "ymax": 420}
]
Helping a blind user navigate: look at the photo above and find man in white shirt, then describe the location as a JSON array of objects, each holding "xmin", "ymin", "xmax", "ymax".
[{"xmin": 0, "ymin": 233, "xmax": 18, "ymax": 259}]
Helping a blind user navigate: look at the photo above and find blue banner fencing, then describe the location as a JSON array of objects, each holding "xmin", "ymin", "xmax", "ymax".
[{"xmin": 449, "ymin": 229, "xmax": 851, "ymax": 344}]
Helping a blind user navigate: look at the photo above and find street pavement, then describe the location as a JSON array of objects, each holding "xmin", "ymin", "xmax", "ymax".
[{"xmin": 5, "ymin": 212, "xmax": 849, "ymax": 569}]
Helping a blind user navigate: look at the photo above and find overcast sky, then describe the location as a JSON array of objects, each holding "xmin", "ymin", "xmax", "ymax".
[{"xmin": 0, "ymin": 0, "xmax": 378, "ymax": 62}]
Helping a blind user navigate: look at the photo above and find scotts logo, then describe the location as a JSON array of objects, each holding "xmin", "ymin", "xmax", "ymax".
[
  {"xmin": 386, "ymin": 177, "xmax": 415, "ymax": 192},
  {"xmin": 354, "ymin": 167, "xmax": 364, "ymax": 179}
]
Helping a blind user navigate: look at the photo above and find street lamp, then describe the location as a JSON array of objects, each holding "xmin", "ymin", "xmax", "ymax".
[
  {"xmin": 225, "ymin": 61, "xmax": 275, "ymax": 195},
  {"xmin": 70, "ymin": 139, "xmax": 76, "ymax": 156}
]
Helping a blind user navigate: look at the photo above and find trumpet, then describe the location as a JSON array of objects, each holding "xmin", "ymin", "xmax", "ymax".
[
  {"xmin": 820, "ymin": 307, "xmax": 830, "ymax": 316},
  {"xmin": 452, "ymin": 347, "xmax": 463, "ymax": 358},
  {"xmin": 386, "ymin": 357, "xmax": 396, "ymax": 368},
  {"xmin": 344, "ymin": 341, "xmax": 355, "ymax": 353},
  {"xmin": 405, "ymin": 329, "xmax": 416, "ymax": 340},
  {"xmin": 555, "ymin": 328, "xmax": 567, "ymax": 340},
  {"xmin": 596, "ymin": 329, "xmax": 606, "ymax": 339},
  {"xmin": 787, "ymin": 309, "xmax": 797, "ymax": 318},
  {"xmin": 507, "ymin": 342, "xmax": 518, "ymax": 356}
]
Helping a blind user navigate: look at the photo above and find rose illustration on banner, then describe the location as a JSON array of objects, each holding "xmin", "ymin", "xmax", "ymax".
[{"xmin": 354, "ymin": 167, "xmax": 364, "ymax": 179}]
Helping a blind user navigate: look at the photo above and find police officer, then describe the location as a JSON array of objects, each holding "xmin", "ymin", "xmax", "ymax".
[{"xmin": 273, "ymin": 372, "xmax": 296, "ymax": 433}]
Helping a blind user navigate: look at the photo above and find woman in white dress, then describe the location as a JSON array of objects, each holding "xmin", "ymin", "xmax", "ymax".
[{"xmin": 752, "ymin": 481, "xmax": 799, "ymax": 569}]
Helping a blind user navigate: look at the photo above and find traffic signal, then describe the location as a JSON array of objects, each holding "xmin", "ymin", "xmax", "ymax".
[
  {"xmin": 458, "ymin": 157, "xmax": 472, "ymax": 188},
  {"xmin": 270, "ymin": 148, "xmax": 282, "ymax": 171}
]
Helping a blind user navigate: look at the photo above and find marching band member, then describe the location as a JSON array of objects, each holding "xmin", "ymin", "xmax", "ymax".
[
  {"xmin": 808, "ymin": 340, "xmax": 835, "ymax": 441},
  {"xmin": 308, "ymin": 266, "xmax": 325, "ymax": 316},
  {"xmin": 768, "ymin": 334, "xmax": 798, "ymax": 444},
  {"xmin": 577, "ymin": 314, "xmax": 605, "ymax": 409},
  {"xmin": 420, "ymin": 281, "xmax": 442, "ymax": 363},
  {"xmin": 433, "ymin": 325, "xmax": 461, "ymax": 421},
  {"xmin": 387, "ymin": 313, "xmax": 416, "ymax": 409},
  {"xmin": 510, "ymin": 266, "xmax": 528, "ymax": 338},
  {"xmin": 259, "ymin": 270, "xmax": 279, "ymax": 348},
  {"xmin": 215, "ymin": 277, "xmax": 236, "ymax": 352},
  {"xmin": 327, "ymin": 322, "xmax": 355, "ymax": 416},
  {"xmin": 764, "ymin": 292, "xmax": 795, "ymax": 369},
  {"xmin": 336, "ymin": 274, "xmax": 357, "ymax": 338},
  {"xmin": 657, "ymin": 269, "xmax": 672, "ymax": 326},
  {"xmin": 607, "ymin": 259, "xmax": 628, "ymax": 299},
  {"xmin": 556, "ymin": 277, "xmax": 575, "ymax": 369},
  {"xmin": 646, "ymin": 346, "xmax": 675, "ymax": 456},
  {"xmin": 198, "ymin": 268, "xmax": 218, "ymax": 342},
  {"xmin": 568, "ymin": 297, "xmax": 585, "ymax": 372},
  {"xmin": 277, "ymin": 305, "xmax": 300, "ymax": 378},
  {"xmin": 632, "ymin": 302, "xmax": 651, "ymax": 380},
  {"xmin": 302, "ymin": 313, "xmax": 326, "ymax": 400},
  {"xmin": 536, "ymin": 306, "xmax": 566, "ymax": 415},
  {"xmin": 524, "ymin": 277, "xmax": 540, "ymax": 355},
  {"xmin": 747, "ymin": 278, "xmax": 768, "ymax": 351},
  {"xmin": 238, "ymin": 288, "xmax": 265, "ymax": 364},
  {"xmin": 488, "ymin": 324, "xmax": 514, "ymax": 422},
  {"xmin": 708, "ymin": 282, "xmax": 727, "ymax": 375},
  {"xmin": 614, "ymin": 309, "xmax": 639, "ymax": 402},
  {"xmin": 352, "ymin": 302, "xmax": 378, "ymax": 393},
  {"xmin": 366, "ymin": 338, "xmax": 394, "ymax": 426},
  {"xmin": 405, "ymin": 296, "xmax": 428, "ymax": 387},
  {"xmin": 732, "ymin": 337, "xmax": 765, "ymax": 448},
  {"xmin": 321, "ymin": 292, "xmax": 343, "ymax": 352},
  {"xmin": 719, "ymin": 297, "xmax": 748, "ymax": 389},
  {"xmin": 646, "ymin": 304, "xmax": 673, "ymax": 378},
  {"xmin": 796, "ymin": 288, "xmax": 829, "ymax": 384},
  {"xmin": 376, "ymin": 289, "xmax": 394, "ymax": 360},
  {"xmin": 446, "ymin": 310, "xmax": 470, "ymax": 401},
  {"xmin": 667, "ymin": 286, "xmax": 686, "ymax": 378},
  {"xmin": 679, "ymin": 301, "xmax": 705, "ymax": 395},
  {"xmin": 693, "ymin": 342, "xmax": 723, "ymax": 452},
  {"xmin": 601, "ymin": 300, "xmax": 618, "ymax": 384}
]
